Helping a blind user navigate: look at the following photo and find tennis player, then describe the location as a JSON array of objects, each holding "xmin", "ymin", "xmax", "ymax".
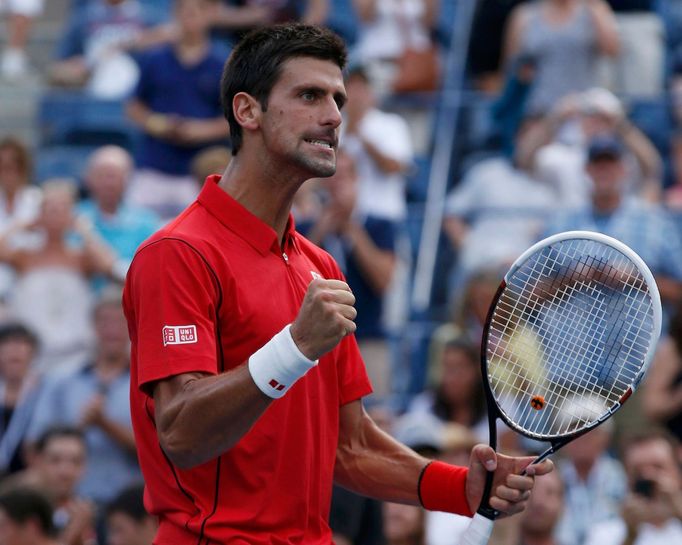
[{"xmin": 122, "ymin": 23, "xmax": 553, "ymax": 544}]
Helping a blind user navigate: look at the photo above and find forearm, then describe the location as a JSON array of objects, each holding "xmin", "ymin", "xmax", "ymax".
[
  {"xmin": 95, "ymin": 418, "xmax": 137, "ymax": 454},
  {"xmin": 620, "ymin": 121, "xmax": 662, "ymax": 200},
  {"xmin": 359, "ymin": 136, "xmax": 407, "ymax": 174},
  {"xmin": 126, "ymin": 99, "xmax": 156, "ymax": 132},
  {"xmin": 344, "ymin": 223, "xmax": 395, "ymax": 294},
  {"xmin": 353, "ymin": 0, "xmax": 376, "ymax": 22},
  {"xmin": 589, "ymin": 0, "xmax": 620, "ymax": 57},
  {"xmin": 654, "ymin": 275, "xmax": 682, "ymax": 306},
  {"xmin": 154, "ymin": 366, "xmax": 271, "ymax": 469},
  {"xmin": 302, "ymin": 0, "xmax": 329, "ymax": 25},
  {"xmin": 335, "ymin": 405, "xmax": 427, "ymax": 504}
]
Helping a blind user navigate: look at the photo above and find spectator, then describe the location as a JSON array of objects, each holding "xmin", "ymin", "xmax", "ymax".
[
  {"xmin": 441, "ymin": 143, "xmax": 555, "ymax": 296},
  {"xmin": 210, "ymin": 0, "xmax": 329, "ymax": 48},
  {"xmin": 352, "ymin": 0, "xmax": 440, "ymax": 97},
  {"xmin": 504, "ymin": 0, "xmax": 619, "ymax": 115},
  {"xmin": 555, "ymin": 419, "xmax": 627, "ymax": 545},
  {"xmin": 517, "ymin": 88, "xmax": 663, "ymax": 206},
  {"xmin": 584, "ymin": 430, "xmax": 682, "ymax": 545},
  {"xmin": 29, "ymin": 427, "xmax": 96, "ymax": 545},
  {"xmin": 189, "ymin": 145, "xmax": 232, "ymax": 189},
  {"xmin": 0, "ymin": 0, "xmax": 42, "ymax": 81},
  {"xmin": 383, "ymin": 501, "xmax": 426, "ymax": 545},
  {"xmin": 467, "ymin": 0, "xmax": 527, "ymax": 94},
  {"xmin": 0, "ymin": 179, "xmax": 116, "ymax": 371},
  {"xmin": 126, "ymin": 0, "xmax": 229, "ymax": 220},
  {"xmin": 599, "ymin": 1, "xmax": 664, "ymax": 98},
  {"xmin": 105, "ymin": 483, "xmax": 156, "ymax": 545},
  {"xmin": 302, "ymin": 149, "xmax": 397, "ymax": 396},
  {"xmin": 517, "ymin": 470, "xmax": 566, "ymax": 545},
  {"xmin": 0, "ymin": 487, "xmax": 59, "ymax": 545},
  {"xmin": 0, "ymin": 323, "xmax": 41, "ymax": 476},
  {"xmin": 408, "ymin": 339, "xmax": 488, "ymax": 442},
  {"xmin": 78, "ymin": 145, "xmax": 160, "ymax": 287},
  {"xmin": 343, "ymin": 65, "xmax": 413, "ymax": 223},
  {"xmin": 0, "ymin": 137, "xmax": 42, "ymax": 304},
  {"xmin": 49, "ymin": 0, "xmax": 174, "ymax": 98},
  {"xmin": 544, "ymin": 134, "xmax": 682, "ymax": 312},
  {"xmin": 642, "ymin": 303, "xmax": 682, "ymax": 444},
  {"xmin": 26, "ymin": 288, "xmax": 140, "ymax": 508}
]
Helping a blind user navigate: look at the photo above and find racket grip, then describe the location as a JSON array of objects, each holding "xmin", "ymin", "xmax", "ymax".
[{"xmin": 458, "ymin": 513, "xmax": 494, "ymax": 545}]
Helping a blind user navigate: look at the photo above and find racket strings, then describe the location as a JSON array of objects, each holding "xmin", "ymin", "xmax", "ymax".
[{"xmin": 487, "ymin": 239, "xmax": 655, "ymax": 438}]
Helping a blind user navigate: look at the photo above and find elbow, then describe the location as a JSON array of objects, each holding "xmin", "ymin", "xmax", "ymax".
[{"xmin": 158, "ymin": 429, "xmax": 205, "ymax": 469}]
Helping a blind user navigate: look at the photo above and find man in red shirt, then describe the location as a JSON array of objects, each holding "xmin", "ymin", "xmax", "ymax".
[{"xmin": 123, "ymin": 23, "xmax": 553, "ymax": 544}]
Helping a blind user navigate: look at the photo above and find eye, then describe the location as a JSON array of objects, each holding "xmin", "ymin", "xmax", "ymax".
[{"xmin": 301, "ymin": 91, "xmax": 317, "ymax": 102}]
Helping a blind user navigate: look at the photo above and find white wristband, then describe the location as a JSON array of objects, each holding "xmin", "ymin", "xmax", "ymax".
[{"xmin": 248, "ymin": 324, "xmax": 318, "ymax": 399}]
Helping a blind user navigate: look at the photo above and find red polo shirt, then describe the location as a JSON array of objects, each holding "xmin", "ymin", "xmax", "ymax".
[{"xmin": 123, "ymin": 176, "xmax": 372, "ymax": 544}]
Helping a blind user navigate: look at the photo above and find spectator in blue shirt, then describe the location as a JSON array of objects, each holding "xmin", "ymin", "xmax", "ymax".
[
  {"xmin": 125, "ymin": 0, "xmax": 229, "ymax": 220},
  {"xmin": 77, "ymin": 145, "xmax": 160, "ymax": 286}
]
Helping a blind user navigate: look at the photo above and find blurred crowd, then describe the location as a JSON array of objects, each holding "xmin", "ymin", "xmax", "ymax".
[{"xmin": 0, "ymin": 0, "xmax": 681, "ymax": 544}]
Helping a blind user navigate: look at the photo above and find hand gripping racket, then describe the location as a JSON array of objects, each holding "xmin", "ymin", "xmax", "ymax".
[{"xmin": 459, "ymin": 231, "xmax": 662, "ymax": 545}]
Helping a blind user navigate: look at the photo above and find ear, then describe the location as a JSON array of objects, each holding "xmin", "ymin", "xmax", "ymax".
[{"xmin": 232, "ymin": 92, "xmax": 262, "ymax": 132}]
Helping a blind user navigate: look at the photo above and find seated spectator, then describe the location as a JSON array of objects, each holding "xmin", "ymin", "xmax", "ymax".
[
  {"xmin": 544, "ymin": 134, "xmax": 682, "ymax": 314},
  {"xmin": 503, "ymin": 0, "xmax": 619, "ymax": 115},
  {"xmin": 442, "ymin": 147, "xmax": 555, "ymax": 297},
  {"xmin": 48, "ymin": 0, "xmax": 174, "ymax": 98},
  {"xmin": 408, "ymin": 338, "xmax": 488, "ymax": 442},
  {"xmin": 0, "ymin": 136, "xmax": 42, "ymax": 304},
  {"xmin": 0, "ymin": 487, "xmax": 59, "ymax": 545},
  {"xmin": 584, "ymin": 430, "xmax": 682, "ymax": 545},
  {"xmin": 516, "ymin": 88, "xmax": 663, "ymax": 207},
  {"xmin": 352, "ymin": 0, "xmax": 440, "ymax": 97},
  {"xmin": 383, "ymin": 501, "xmax": 426, "ymax": 545},
  {"xmin": 78, "ymin": 145, "xmax": 160, "ymax": 286},
  {"xmin": 209, "ymin": 0, "xmax": 329, "ymax": 48},
  {"xmin": 25, "ymin": 427, "xmax": 96, "ymax": 545},
  {"xmin": 556, "ymin": 419, "xmax": 627, "ymax": 545},
  {"xmin": 0, "ymin": 179, "xmax": 116, "ymax": 371},
  {"xmin": 105, "ymin": 483, "xmax": 157, "ymax": 545},
  {"xmin": 599, "ymin": 0, "xmax": 664, "ymax": 98},
  {"xmin": 26, "ymin": 288, "xmax": 140, "ymax": 508},
  {"xmin": 301, "ymin": 150, "xmax": 397, "ymax": 397},
  {"xmin": 517, "ymin": 470, "xmax": 566, "ymax": 545},
  {"xmin": 126, "ymin": 0, "xmax": 229, "ymax": 220},
  {"xmin": 642, "ymin": 302, "xmax": 682, "ymax": 444},
  {"xmin": 0, "ymin": 0, "xmax": 42, "ymax": 81},
  {"xmin": 189, "ymin": 145, "xmax": 232, "ymax": 189},
  {"xmin": 0, "ymin": 323, "xmax": 42, "ymax": 476}
]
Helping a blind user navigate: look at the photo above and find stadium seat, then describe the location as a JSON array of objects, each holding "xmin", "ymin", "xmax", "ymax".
[
  {"xmin": 37, "ymin": 92, "xmax": 138, "ymax": 151},
  {"xmin": 33, "ymin": 145, "xmax": 98, "ymax": 186}
]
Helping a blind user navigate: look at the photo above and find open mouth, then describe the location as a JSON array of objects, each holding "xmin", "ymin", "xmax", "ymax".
[{"xmin": 304, "ymin": 138, "xmax": 335, "ymax": 150}]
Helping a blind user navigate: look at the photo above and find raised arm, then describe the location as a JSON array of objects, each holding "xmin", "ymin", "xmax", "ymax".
[{"xmin": 587, "ymin": 0, "xmax": 620, "ymax": 57}]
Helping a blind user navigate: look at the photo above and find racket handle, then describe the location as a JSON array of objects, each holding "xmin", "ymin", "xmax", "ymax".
[{"xmin": 458, "ymin": 513, "xmax": 494, "ymax": 545}]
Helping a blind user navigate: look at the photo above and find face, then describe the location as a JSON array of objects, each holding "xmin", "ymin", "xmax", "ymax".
[
  {"xmin": 0, "ymin": 339, "xmax": 34, "ymax": 384},
  {"xmin": 87, "ymin": 159, "xmax": 128, "ymax": 209},
  {"xmin": 257, "ymin": 57, "xmax": 346, "ymax": 179},
  {"xmin": 40, "ymin": 190, "xmax": 74, "ymax": 235},
  {"xmin": 563, "ymin": 426, "xmax": 610, "ymax": 466},
  {"xmin": 440, "ymin": 347, "xmax": 480, "ymax": 404},
  {"xmin": 175, "ymin": 0, "xmax": 211, "ymax": 36},
  {"xmin": 107, "ymin": 513, "xmax": 156, "ymax": 545},
  {"xmin": 382, "ymin": 502, "xmax": 424, "ymax": 542},
  {"xmin": 94, "ymin": 302, "xmax": 130, "ymax": 356},
  {"xmin": 586, "ymin": 157, "xmax": 625, "ymax": 199},
  {"xmin": 0, "ymin": 148, "xmax": 25, "ymax": 192},
  {"xmin": 624, "ymin": 439, "xmax": 681, "ymax": 490},
  {"xmin": 37, "ymin": 436, "xmax": 86, "ymax": 501},
  {"xmin": 520, "ymin": 471, "xmax": 564, "ymax": 535},
  {"xmin": 344, "ymin": 73, "xmax": 374, "ymax": 120}
]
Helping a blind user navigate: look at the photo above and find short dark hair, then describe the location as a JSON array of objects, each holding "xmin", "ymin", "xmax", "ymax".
[
  {"xmin": 0, "ymin": 322, "xmax": 39, "ymax": 350},
  {"xmin": 0, "ymin": 487, "xmax": 55, "ymax": 536},
  {"xmin": 220, "ymin": 23, "xmax": 347, "ymax": 155},
  {"xmin": 0, "ymin": 136, "xmax": 32, "ymax": 182},
  {"xmin": 106, "ymin": 483, "xmax": 148, "ymax": 521},
  {"xmin": 34, "ymin": 426, "xmax": 85, "ymax": 454}
]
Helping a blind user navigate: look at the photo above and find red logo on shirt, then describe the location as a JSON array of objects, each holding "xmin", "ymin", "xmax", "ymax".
[
  {"xmin": 162, "ymin": 325, "xmax": 198, "ymax": 346},
  {"xmin": 268, "ymin": 379, "xmax": 286, "ymax": 392}
]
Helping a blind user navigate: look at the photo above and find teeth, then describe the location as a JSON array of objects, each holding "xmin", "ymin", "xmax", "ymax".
[{"xmin": 307, "ymin": 139, "xmax": 332, "ymax": 148}]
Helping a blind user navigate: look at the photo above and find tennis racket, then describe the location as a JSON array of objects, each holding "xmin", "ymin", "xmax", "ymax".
[{"xmin": 459, "ymin": 230, "xmax": 662, "ymax": 545}]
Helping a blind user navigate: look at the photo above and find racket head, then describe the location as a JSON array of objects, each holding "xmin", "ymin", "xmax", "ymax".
[{"xmin": 481, "ymin": 230, "xmax": 662, "ymax": 443}]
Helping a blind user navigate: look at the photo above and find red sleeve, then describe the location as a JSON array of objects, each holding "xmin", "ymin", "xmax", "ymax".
[{"xmin": 125, "ymin": 239, "xmax": 221, "ymax": 392}]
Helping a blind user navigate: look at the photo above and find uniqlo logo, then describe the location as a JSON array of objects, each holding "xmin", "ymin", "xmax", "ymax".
[
  {"xmin": 162, "ymin": 325, "xmax": 198, "ymax": 346},
  {"xmin": 268, "ymin": 379, "xmax": 286, "ymax": 392}
]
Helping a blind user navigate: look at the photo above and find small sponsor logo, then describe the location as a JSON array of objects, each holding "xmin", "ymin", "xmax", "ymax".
[
  {"xmin": 311, "ymin": 271, "xmax": 322, "ymax": 280},
  {"xmin": 268, "ymin": 379, "xmax": 286, "ymax": 392},
  {"xmin": 162, "ymin": 325, "xmax": 198, "ymax": 346}
]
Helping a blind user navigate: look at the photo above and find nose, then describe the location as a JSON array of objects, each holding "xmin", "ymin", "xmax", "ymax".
[{"xmin": 322, "ymin": 95, "xmax": 342, "ymax": 128}]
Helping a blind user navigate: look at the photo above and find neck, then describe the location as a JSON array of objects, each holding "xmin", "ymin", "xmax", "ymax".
[
  {"xmin": 219, "ymin": 154, "xmax": 303, "ymax": 245},
  {"xmin": 98, "ymin": 199, "xmax": 120, "ymax": 216},
  {"xmin": 574, "ymin": 458, "xmax": 595, "ymax": 481},
  {"xmin": 94, "ymin": 350, "xmax": 127, "ymax": 375},
  {"xmin": 592, "ymin": 194, "xmax": 621, "ymax": 214}
]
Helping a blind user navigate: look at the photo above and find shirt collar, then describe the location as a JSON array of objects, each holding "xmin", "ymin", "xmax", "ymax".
[{"xmin": 197, "ymin": 175, "xmax": 297, "ymax": 256}]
